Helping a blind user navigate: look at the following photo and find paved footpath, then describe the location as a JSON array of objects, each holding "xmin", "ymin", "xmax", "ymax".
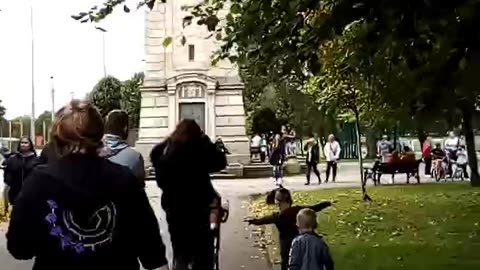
[{"xmin": 0, "ymin": 162, "xmax": 441, "ymax": 269}]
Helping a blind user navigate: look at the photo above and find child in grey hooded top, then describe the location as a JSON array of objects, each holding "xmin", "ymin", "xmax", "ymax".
[{"xmin": 288, "ymin": 208, "xmax": 334, "ymax": 270}]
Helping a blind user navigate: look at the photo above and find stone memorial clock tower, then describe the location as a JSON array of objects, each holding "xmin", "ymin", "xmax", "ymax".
[{"xmin": 136, "ymin": 0, "xmax": 250, "ymax": 166}]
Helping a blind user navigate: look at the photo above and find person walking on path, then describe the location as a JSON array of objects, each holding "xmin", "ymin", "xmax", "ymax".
[
  {"xmin": 100, "ymin": 110, "xmax": 145, "ymax": 185},
  {"xmin": 6, "ymin": 100, "xmax": 168, "ymax": 270},
  {"xmin": 245, "ymin": 187, "xmax": 332, "ymax": 270},
  {"xmin": 422, "ymin": 136, "xmax": 432, "ymax": 176},
  {"xmin": 270, "ymin": 134, "xmax": 285, "ymax": 186},
  {"xmin": 150, "ymin": 119, "xmax": 227, "ymax": 270},
  {"xmin": 3, "ymin": 136, "xmax": 39, "ymax": 205},
  {"xmin": 324, "ymin": 134, "xmax": 341, "ymax": 183},
  {"xmin": 304, "ymin": 135, "xmax": 321, "ymax": 185},
  {"xmin": 260, "ymin": 134, "xmax": 268, "ymax": 162},
  {"xmin": 377, "ymin": 135, "xmax": 392, "ymax": 162},
  {"xmin": 288, "ymin": 208, "xmax": 334, "ymax": 270}
]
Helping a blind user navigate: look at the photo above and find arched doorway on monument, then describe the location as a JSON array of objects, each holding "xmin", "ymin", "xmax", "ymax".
[
  {"xmin": 179, "ymin": 102, "xmax": 206, "ymax": 131},
  {"xmin": 177, "ymin": 82, "xmax": 207, "ymax": 132}
]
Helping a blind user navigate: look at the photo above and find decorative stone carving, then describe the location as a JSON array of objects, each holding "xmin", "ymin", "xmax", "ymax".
[{"xmin": 178, "ymin": 83, "xmax": 206, "ymax": 99}]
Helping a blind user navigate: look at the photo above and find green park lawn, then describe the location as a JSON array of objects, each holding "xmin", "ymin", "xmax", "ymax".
[{"xmin": 250, "ymin": 183, "xmax": 480, "ymax": 270}]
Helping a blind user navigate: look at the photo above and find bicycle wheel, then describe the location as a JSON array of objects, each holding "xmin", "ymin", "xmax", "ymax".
[{"xmin": 433, "ymin": 169, "xmax": 441, "ymax": 182}]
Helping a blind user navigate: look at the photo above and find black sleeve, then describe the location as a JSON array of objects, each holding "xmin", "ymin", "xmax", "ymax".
[
  {"xmin": 204, "ymin": 137, "xmax": 227, "ymax": 173},
  {"xmin": 6, "ymin": 169, "xmax": 45, "ymax": 260},
  {"xmin": 3, "ymin": 157, "xmax": 14, "ymax": 185},
  {"xmin": 306, "ymin": 201, "xmax": 332, "ymax": 212},
  {"xmin": 39, "ymin": 150, "xmax": 48, "ymax": 164},
  {"xmin": 249, "ymin": 213, "xmax": 277, "ymax": 225},
  {"xmin": 132, "ymin": 183, "xmax": 168, "ymax": 269}
]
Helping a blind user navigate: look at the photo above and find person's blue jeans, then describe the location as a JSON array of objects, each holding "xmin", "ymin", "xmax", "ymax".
[{"xmin": 273, "ymin": 165, "xmax": 283, "ymax": 181}]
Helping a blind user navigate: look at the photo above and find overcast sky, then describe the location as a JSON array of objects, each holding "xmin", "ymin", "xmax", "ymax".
[{"xmin": 0, "ymin": 0, "xmax": 146, "ymax": 119}]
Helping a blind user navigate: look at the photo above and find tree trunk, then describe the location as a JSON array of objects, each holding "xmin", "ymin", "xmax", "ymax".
[
  {"xmin": 461, "ymin": 108, "xmax": 480, "ymax": 186},
  {"xmin": 417, "ymin": 128, "xmax": 426, "ymax": 147},
  {"xmin": 393, "ymin": 122, "xmax": 398, "ymax": 151},
  {"xmin": 366, "ymin": 130, "xmax": 377, "ymax": 159},
  {"xmin": 353, "ymin": 107, "xmax": 371, "ymax": 201}
]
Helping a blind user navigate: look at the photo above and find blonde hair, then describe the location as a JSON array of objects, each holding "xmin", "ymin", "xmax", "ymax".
[{"xmin": 296, "ymin": 208, "xmax": 318, "ymax": 230}]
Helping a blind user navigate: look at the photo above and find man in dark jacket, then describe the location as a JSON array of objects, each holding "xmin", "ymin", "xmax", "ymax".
[
  {"xmin": 304, "ymin": 135, "xmax": 321, "ymax": 185},
  {"xmin": 99, "ymin": 110, "xmax": 145, "ymax": 185}
]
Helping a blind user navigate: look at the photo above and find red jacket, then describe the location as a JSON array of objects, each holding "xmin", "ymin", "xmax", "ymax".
[{"xmin": 422, "ymin": 143, "xmax": 431, "ymax": 158}]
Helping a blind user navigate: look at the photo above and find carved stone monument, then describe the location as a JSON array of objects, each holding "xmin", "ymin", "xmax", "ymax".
[{"xmin": 136, "ymin": 0, "xmax": 250, "ymax": 166}]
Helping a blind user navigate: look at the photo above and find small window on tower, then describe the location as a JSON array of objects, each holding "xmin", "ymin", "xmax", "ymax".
[{"xmin": 188, "ymin": 44, "xmax": 195, "ymax": 61}]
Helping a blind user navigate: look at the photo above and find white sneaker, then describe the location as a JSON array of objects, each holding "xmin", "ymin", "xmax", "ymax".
[{"xmin": 276, "ymin": 178, "xmax": 283, "ymax": 186}]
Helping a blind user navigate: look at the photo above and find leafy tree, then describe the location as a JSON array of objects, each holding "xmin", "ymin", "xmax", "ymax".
[
  {"xmin": 35, "ymin": 111, "xmax": 53, "ymax": 142},
  {"xmin": 89, "ymin": 76, "xmax": 123, "ymax": 117},
  {"xmin": 304, "ymin": 29, "xmax": 380, "ymax": 200},
  {"xmin": 9, "ymin": 116, "xmax": 31, "ymax": 139},
  {"xmin": 121, "ymin": 72, "xmax": 144, "ymax": 129},
  {"xmin": 72, "ymin": 0, "xmax": 157, "ymax": 23},
  {"xmin": 250, "ymin": 107, "xmax": 282, "ymax": 135},
  {"xmin": 88, "ymin": 73, "xmax": 143, "ymax": 129}
]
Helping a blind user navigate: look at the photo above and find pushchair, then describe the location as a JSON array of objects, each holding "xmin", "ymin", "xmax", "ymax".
[
  {"xmin": 210, "ymin": 196, "xmax": 229, "ymax": 270},
  {"xmin": 450, "ymin": 160, "xmax": 466, "ymax": 181}
]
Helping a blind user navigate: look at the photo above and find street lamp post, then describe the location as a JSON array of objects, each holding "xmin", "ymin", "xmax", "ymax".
[
  {"xmin": 95, "ymin": 26, "xmax": 108, "ymax": 78},
  {"xmin": 102, "ymin": 33, "xmax": 106, "ymax": 77},
  {"xmin": 50, "ymin": 76, "xmax": 55, "ymax": 120},
  {"xmin": 30, "ymin": 2, "xmax": 36, "ymax": 145}
]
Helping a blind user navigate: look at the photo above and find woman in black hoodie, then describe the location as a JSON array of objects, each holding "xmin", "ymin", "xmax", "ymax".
[
  {"xmin": 4, "ymin": 136, "xmax": 39, "ymax": 205},
  {"xmin": 151, "ymin": 119, "xmax": 227, "ymax": 270},
  {"xmin": 6, "ymin": 100, "xmax": 168, "ymax": 270}
]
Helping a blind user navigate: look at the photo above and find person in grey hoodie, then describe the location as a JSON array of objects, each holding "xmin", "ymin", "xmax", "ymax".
[
  {"xmin": 100, "ymin": 110, "xmax": 145, "ymax": 186},
  {"xmin": 289, "ymin": 208, "xmax": 334, "ymax": 270}
]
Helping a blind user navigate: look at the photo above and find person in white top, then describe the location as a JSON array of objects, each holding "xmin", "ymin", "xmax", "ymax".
[
  {"xmin": 324, "ymin": 134, "xmax": 341, "ymax": 182},
  {"xmin": 251, "ymin": 134, "xmax": 262, "ymax": 160},
  {"xmin": 456, "ymin": 145, "xmax": 469, "ymax": 178},
  {"xmin": 444, "ymin": 131, "xmax": 460, "ymax": 155},
  {"xmin": 444, "ymin": 131, "xmax": 460, "ymax": 176},
  {"xmin": 251, "ymin": 134, "xmax": 262, "ymax": 147}
]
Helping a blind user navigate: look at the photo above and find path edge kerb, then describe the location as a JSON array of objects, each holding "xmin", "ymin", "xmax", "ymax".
[{"xmin": 247, "ymin": 193, "xmax": 281, "ymax": 270}]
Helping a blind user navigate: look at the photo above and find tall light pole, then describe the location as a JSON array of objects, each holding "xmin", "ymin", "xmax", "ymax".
[
  {"xmin": 30, "ymin": 2, "xmax": 36, "ymax": 145},
  {"xmin": 50, "ymin": 76, "xmax": 55, "ymax": 120},
  {"xmin": 95, "ymin": 26, "xmax": 108, "ymax": 77},
  {"xmin": 102, "ymin": 33, "xmax": 106, "ymax": 77}
]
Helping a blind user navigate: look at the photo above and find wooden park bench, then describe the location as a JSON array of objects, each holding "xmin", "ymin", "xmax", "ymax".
[{"xmin": 364, "ymin": 159, "xmax": 422, "ymax": 185}]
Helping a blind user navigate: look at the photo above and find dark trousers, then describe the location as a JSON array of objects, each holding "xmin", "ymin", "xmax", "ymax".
[
  {"xmin": 306, "ymin": 162, "xmax": 321, "ymax": 183},
  {"xmin": 424, "ymin": 157, "xmax": 432, "ymax": 175},
  {"xmin": 260, "ymin": 151, "xmax": 266, "ymax": 162},
  {"xmin": 167, "ymin": 210, "xmax": 214, "ymax": 270},
  {"xmin": 326, "ymin": 161, "xmax": 337, "ymax": 182},
  {"xmin": 280, "ymin": 238, "xmax": 293, "ymax": 270},
  {"xmin": 459, "ymin": 164, "xmax": 469, "ymax": 178},
  {"xmin": 273, "ymin": 165, "xmax": 283, "ymax": 181}
]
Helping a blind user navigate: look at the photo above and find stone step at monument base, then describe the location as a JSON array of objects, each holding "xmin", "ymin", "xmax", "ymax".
[
  {"xmin": 214, "ymin": 159, "xmax": 308, "ymax": 179},
  {"xmin": 146, "ymin": 159, "xmax": 308, "ymax": 180}
]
